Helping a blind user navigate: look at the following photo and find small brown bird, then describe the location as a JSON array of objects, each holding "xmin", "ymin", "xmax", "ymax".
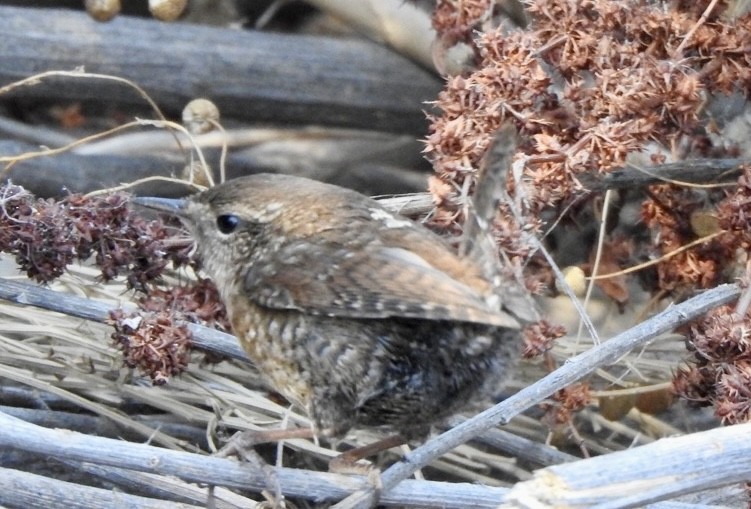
[{"xmin": 134, "ymin": 173, "xmax": 523, "ymax": 440}]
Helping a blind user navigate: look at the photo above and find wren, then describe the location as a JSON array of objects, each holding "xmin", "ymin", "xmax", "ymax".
[{"xmin": 134, "ymin": 173, "xmax": 523, "ymax": 440}]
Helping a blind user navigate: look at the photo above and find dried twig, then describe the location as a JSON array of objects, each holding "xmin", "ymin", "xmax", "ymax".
[
  {"xmin": 503, "ymin": 421, "xmax": 751, "ymax": 508},
  {"xmin": 0, "ymin": 5, "xmax": 440, "ymax": 134},
  {"xmin": 0, "ymin": 411, "xmax": 507, "ymax": 509},
  {"xmin": 0, "ymin": 467, "xmax": 196, "ymax": 509},
  {"xmin": 577, "ymin": 158, "xmax": 748, "ymax": 191},
  {"xmin": 66, "ymin": 460, "xmax": 258, "ymax": 509},
  {"xmin": 0, "ymin": 277, "xmax": 247, "ymax": 361}
]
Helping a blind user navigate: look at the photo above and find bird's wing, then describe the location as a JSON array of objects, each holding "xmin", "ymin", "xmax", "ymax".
[{"xmin": 243, "ymin": 239, "xmax": 520, "ymax": 328}]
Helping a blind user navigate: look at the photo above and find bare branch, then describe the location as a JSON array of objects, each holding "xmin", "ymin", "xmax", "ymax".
[
  {"xmin": 0, "ymin": 411, "xmax": 507, "ymax": 508},
  {"xmin": 0, "ymin": 6, "xmax": 441, "ymax": 134}
]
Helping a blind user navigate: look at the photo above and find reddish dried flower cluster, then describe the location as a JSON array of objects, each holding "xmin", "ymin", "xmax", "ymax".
[
  {"xmin": 0, "ymin": 184, "xmax": 233, "ymax": 383},
  {"xmin": 432, "ymin": 0, "xmax": 493, "ymax": 47},
  {"xmin": 522, "ymin": 319, "xmax": 566, "ymax": 358},
  {"xmin": 640, "ymin": 184, "xmax": 728, "ymax": 292},
  {"xmin": 717, "ymin": 166, "xmax": 751, "ymax": 250},
  {"xmin": 673, "ymin": 304, "xmax": 751, "ymax": 424},
  {"xmin": 426, "ymin": 0, "xmax": 751, "ymax": 278},
  {"xmin": 0, "ymin": 184, "xmax": 191, "ymax": 288},
  {"xmin": 110, "ymin": 309, "xmax": 192, "ymax": 385},
  {"xmin": 138, "ymin": 278, "xmax": 230, "ymax": 331},
  {"xmin": 429, "ymin": 0, "xmax": 751, "ymax": 434},
  {"xmin": 425, "ymin": 33, "xmax": 556, "ymax": 226},
  {"xmin": 541, "ymin": 382, "xmax": 592, "ymax": 426},
  {"xmin": 638, "ymin": 164, "xmax": 751, "ymax": 294}
]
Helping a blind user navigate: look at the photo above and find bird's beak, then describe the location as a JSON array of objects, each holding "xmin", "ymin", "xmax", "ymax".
[{"xmin": 131, "ymin": 196, "xmax": 188, "ymax": 217}]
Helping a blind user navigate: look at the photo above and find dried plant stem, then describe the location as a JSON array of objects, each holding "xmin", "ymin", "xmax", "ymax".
[
  {"xmin": 0, "ymin": 116, "xmax": 210, "ymax": 192},
  {"xmin": 623, "ymin": 163, "xmax": 736, "ymax": 190},
  {"xmin": 133, "ymin": 119, "xmax": 214, "ymax": 187},
  {"xmin": 532, "ymin": 235, "xmax": 600, "ymax": 343},
  {"xmin": 0, "ymin": 121, "xmax": 141, "ymax": 167},
  {"xmin": 502, "ymin": 420, "xmax": 751, "ymax": 508},
  {"xmin": 0, "ymin": 467, "xmax": 196, "ymax": 509},
  {"xmin": 66, "ymin": 460, "xmax": 258, "ymax": 508},
  {"xmin": 382, "ymin": 157, "xmax": 750, "ymax": 220},
  {"xmin": 0, "ymin": 362, "xmax": 188, "ymax": 451},
  {"xmin": 0, "ymin": 70, "xmax": 168, "ymax": 125},
  {"xmin": 0, "ymin": 6, "xmax": 440, "ymax": 134},
  {"xmin": 83, "ymin": 175, "xmax": 206, "ymax": 197},
  {"xmin": 0, "ymin": 411, "xmax": 508, "ymax": 509},
  {"xmin": 578, "ymin": 189, "xmax": 613, "ymax": 344},
  {"xmin": 589, "ymin": 231, "xmax": 725, "ymax": 280},
  {"xmin": 0, "ymin": 114, "xmax": 76, "ymax": 147},
  {"xmin": 735, "ymin": 282, "xmax": 751, "ymax": 316},
  {"xmin": 673, "ymin": 0, "xmax": 720, "ymax": 56},
  {"xmin": 335, "ymin": 283, "xmax": 742, "ymax": 508},
  {"xmin": 0, "ymin": 405, "xmax": 207, "ymax": 446},
  {"xmin": 0, "ymin": 278, "xmax": 247, "ymax": 361},
  {"xmin": 591, "ymin": 381, "xmax": 673, "ymax": 398},
  {"xmin": 446, "ymin": 415, "xmax": 577, "ymax": 467},
  {"xmin": 0, "ymin": 69, "xmax": 184, "ymax": 163},
  {"xmin": 578, "ymin": 158, "xmax": 749, "ymax": 191},
  {"xmin": 208, "ymin": 119, "xmax": 229, "ymax": 184}
]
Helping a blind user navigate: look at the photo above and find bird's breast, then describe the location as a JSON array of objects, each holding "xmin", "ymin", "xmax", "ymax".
[{"xmin": 227, "ymin": 295, "xmax": 312, "ymax": 411}]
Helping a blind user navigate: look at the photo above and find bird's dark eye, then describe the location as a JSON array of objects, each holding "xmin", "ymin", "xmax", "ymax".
[{"xmin": 216, "ymin": 214, "xmax": 240, "ymax": 234}]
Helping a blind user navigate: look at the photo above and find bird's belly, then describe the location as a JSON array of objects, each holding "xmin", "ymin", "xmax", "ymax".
[{"xmin": 226, "ymin": 296, "xmax": 518, "ymax": 438}]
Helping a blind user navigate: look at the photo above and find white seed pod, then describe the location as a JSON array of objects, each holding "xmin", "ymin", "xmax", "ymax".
[
  {"xmin": 182, "ymin": 98, "xmax": 220, "ymax": 135},
  {"xmin": 149, "ymin": 0, "xmax": 187, "ymax": 21},
  {"xmin": 560, "ymin": 265, "xmax": 587, "ymax": 297},
  {"xmin": 84, "ymin": 0, "xmax": 121, "ymax": 22}
]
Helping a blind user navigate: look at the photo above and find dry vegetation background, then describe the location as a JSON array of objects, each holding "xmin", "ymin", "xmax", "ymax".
[{"xmin": 0, "ymin": 0, "xmax": 751, "ymax": 508}]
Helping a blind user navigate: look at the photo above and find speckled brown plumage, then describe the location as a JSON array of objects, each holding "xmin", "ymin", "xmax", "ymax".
[{"xmin": 135, "ymin": 173, "xmax": 523, "ymax": 439}]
